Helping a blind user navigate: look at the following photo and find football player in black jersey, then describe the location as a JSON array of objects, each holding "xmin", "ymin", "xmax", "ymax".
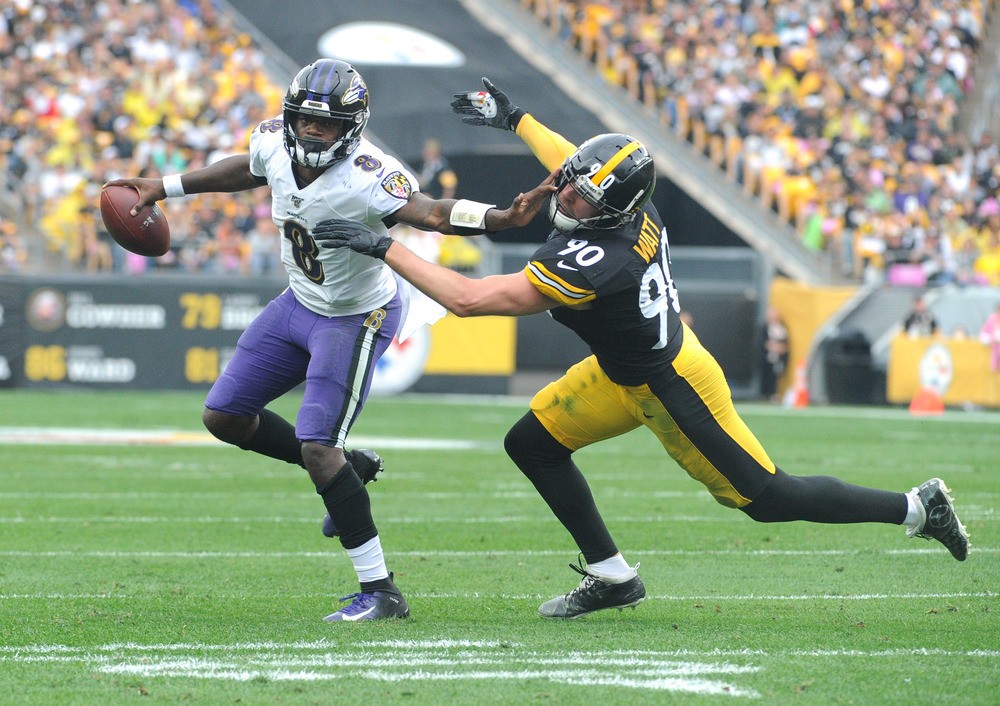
[{"xmin": 314, "ymin": 78, "xmax": 970, "ymax": 620}]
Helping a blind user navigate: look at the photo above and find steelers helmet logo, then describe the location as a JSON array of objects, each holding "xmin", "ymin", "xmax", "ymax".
[{"xmin": 26, "ymin": 288, "xmax": 67, "ymax": 332}]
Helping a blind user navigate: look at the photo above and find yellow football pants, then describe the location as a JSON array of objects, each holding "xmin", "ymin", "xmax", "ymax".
[{"xmin": 529, "ymin": 324, "xmax": 776, "ymax": 508}]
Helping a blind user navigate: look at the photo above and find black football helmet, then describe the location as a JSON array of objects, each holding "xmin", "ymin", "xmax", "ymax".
[
  {"xmin": 549, "ymin": 133, "xmax": 656, "ymax": 233},
  {"xmin": 283, "ymin": 59, "xmax": 369, "ymax": 169}
]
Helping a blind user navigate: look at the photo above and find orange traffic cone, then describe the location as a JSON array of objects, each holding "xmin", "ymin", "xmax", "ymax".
[
  {"xmin": 784, "ymin": 360, "xmax": 809, "ymax": 408},
  {"xmin": 909, "ymin": 387, "xmax": 944, "ymax": 416}
]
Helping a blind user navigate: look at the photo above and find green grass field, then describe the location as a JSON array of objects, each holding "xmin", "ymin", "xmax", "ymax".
[{"xmin": 0, "ymin": 389, "xmax": 996, "ymax": 705}]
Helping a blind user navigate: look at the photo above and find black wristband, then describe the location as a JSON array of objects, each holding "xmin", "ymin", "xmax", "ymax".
[{"xmin": 509, "ymin": 107, "xmax": 527, "ymax": 131}]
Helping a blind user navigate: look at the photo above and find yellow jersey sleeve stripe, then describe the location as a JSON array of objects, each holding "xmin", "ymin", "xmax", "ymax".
[
  {"xmin": 592, "ymin": 140, "xmax": 640, "ymax": 185},
  {"xmin": 515, "ymin": 114, "xmax": 577, "ymax": 172},
  {"xmin": 525, "ymin": 262, "xmax": 597, "ymax": 305}
]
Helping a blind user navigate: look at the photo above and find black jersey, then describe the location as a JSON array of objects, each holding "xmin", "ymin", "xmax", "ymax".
[{"xmin": 524, "ymin": 204, "xmax": 683, "ymax": 386}]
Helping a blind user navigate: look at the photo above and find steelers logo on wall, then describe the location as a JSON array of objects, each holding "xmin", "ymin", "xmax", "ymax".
[
  {"xmin": 25, "ymin": 288, "xmax": 67, "ymax": 333},
  {"xmin": 369, "ymin": 328, "xmax": 431, "ymax": 397},
  {"xmin": 918, "ymin": 343, "xmax": 953, "ymax": 397}
]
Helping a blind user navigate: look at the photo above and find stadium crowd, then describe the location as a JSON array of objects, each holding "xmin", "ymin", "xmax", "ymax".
[
  {"xmin": 1, "ymin": 0, "xmax": 284, "ymax": 275},
  {"xmin": 4, "ymin": 0, "xmax": 1000, "ymax": 286},
  {"xmin": 523, "ymin": 0, "xmax": 1000, "ymax": 286}
]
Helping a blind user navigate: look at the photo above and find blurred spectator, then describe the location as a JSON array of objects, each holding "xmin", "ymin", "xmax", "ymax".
[
  {"xmin": 760, "ymin": 305, "xmax": 789, "ymax": 402},
  {"xmin": 916, "ymin": 227, "xmax": 957, "ymax": 286},
  {"xmin": 903, "ymin": 296, "xmax": 938, "ymax": 338},
  {"xmin": 416, "ymin": 138, "xmax": 458, "ymax": 200},
  {"xmin": 978, "ymin": 302, "xmax": 1000, "ymax": 371},
  {"xmin": 78, "ymin": 205, "xmax": 113, "ymax": 273},
  {"xmin": 245, "ymin": 215, "xmax": 281, "ymax": 276},
  {"xmin": 0, "ymin": 219, "xmax": 27, "ymax": 272}
]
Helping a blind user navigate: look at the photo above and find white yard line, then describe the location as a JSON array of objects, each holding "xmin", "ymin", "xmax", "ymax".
[
  {"xmin": 0, "ymin": 591, "xmax": 996, "ymax": 601},
  {"xmin": 0, "ymin": 547, "xmax": 994, "ymax": 558},
  {"xmin": 0, "ymin": 510, "xmax": 993, "ymax": 523},
  {"xmin": 2, "ymin": 640, "xmax": 996, "ymax": 656},
  {"xmin": 0, "ymin": 639, "xmax": 762, "ymax": 695},
  {"xmin": 393, "ymin": 393, "xmax": 1000, "ymax": 423},
  {"xmin": 2, "ymin": 638, "xmax": 997, "ymax": 694},
  {"xmin": 0, "ymin": 427, "xmax": 493, "ymax": 450}
]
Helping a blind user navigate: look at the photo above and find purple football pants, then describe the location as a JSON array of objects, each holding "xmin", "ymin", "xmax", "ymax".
[{"xmin": 205, "ymin": 287, "xmax": 401, "ymax": 446}]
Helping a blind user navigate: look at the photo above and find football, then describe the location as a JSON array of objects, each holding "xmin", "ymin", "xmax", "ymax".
[{"xmin": 99, "ymin": 185, "xmax": 170, "ymax": 257}]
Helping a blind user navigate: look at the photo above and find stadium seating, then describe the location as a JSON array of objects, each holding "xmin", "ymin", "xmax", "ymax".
[
  {"xmin": 5, "ymin": 0, "xmax": 1000, "ymax": 285},
  {"xmin": 520, "ymin": 0, "xmax": 998, "ymax": 284}
]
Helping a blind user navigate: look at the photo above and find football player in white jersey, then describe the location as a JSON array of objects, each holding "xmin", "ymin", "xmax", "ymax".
[{"xmin": 105, "ymin": 59, "xmax": 553, "ymax": 622}]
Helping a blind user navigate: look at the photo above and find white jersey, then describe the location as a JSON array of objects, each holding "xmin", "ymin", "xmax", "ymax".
[{"xmin": 249, "ymin": 117, "xmax": 418, "ymax": 317}]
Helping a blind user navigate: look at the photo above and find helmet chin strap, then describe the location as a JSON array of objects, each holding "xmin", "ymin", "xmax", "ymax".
[
  {"xmin": 549, "ymin": 197, "xmax": 582, "ymax": 234},
  {"xmin": 292, "ymin": 133, "xmax": 342, "ymax": 169}
]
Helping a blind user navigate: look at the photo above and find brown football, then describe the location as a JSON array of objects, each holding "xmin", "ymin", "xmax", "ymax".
[{"xmin": 99, "ymin": 185, "xmax": 170, "ymax": 257}]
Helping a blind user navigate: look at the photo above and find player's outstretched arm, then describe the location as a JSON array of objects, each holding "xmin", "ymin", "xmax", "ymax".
[
  {"xmin": 451, "ymin": 77, "xmax": 577, "ymax": 171},
  {"xmin": 390, "ymin": 170, "xmax": 557, "ymax": 235},
  {"xmin": 313, "ymin": 218, "xmax": 554, "ymax": 317},
  {"xmin": 104, "ymin": 155, "xmax": 262, "ymax": 216}
]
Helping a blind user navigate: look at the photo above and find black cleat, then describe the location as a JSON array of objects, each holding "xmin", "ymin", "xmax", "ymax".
[
  {"xmin": 538, "ymin": 556, "xmax": 645, "ymax": 619},
  {"xmin": 322, "ymin": 449, "xmax": 384, "ymax": 538},
  {"xmin": 323, "ymin": 574, "xmax": 409, "ymax": 622},
  {"xmin": 347, "ymin": 449, "xmax": 385, "ymax": 485},
  {"xmin": 907, "ymin": 478, "xmax": 970, "ymax": 561}
]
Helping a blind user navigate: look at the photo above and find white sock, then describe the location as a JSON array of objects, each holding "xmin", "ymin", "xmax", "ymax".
[
  {"xmin": 587, "ymin": 553, "xmax": 635, "ymax": 582},
  {"xmin": 345, "ymin": 536, "xmax": 389, "ymax": 583},
  {"xmin": 903, "ymin": 490, "xmax": 922, "ymax": 530}
]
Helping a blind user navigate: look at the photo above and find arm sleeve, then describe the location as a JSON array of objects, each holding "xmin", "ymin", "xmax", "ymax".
[{"xmin": 514, "ymin": 113, "xmax": 578, "ymax": 172}]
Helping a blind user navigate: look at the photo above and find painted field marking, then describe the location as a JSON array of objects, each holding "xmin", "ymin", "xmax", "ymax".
[
  {"xmin": 393, "ymin": 393, "xmax": 1000, "ymax": 424},
  {"xmin": 0, "ymin": 509, "xmax": 994, "ymax": 523},
  {"xmin": 0, "ymin": 591, "xmax": 996, "ymax": 601},
  {"xmin": 0, "ymin": 427, "xmax": 492, "ymax": 450},
  {"xmin": 0, "ymin": 547, "xmax": 996, "ymax": 561},
  {"xmin": 0, "ymin": 640, "xmax": 760, "ymax": 696},
  {"xmin": 0, "ymin": 547, "xmax": 995, "ymax": 559},
  {"xmin": 3, "ymin": 639, "xmax": 997, "ymax": 694}
]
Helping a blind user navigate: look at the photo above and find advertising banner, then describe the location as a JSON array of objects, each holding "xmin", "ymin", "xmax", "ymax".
[
  {"xmin": 0, "ymin": 276, "xmax": 516, "ymax": 394},
  {"xmin": 1, "ymin": 276, "xmax": 282, "ymax": 390}
]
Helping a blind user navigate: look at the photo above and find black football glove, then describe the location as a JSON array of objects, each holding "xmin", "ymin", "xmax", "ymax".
[
  {"xmin": 313, "ymin": 218, "xmax": 392, "ymax": 260},
  {"xmin": 451, "ymin": 77, "xmax": 520, "ymax": 131}
]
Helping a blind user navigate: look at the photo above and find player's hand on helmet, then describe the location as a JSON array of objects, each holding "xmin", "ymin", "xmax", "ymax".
[
  {"xmin": 491, "ymin": 169, "xmax": 559, "ymax": 229},
  {"xmin": 451, "ymin": 77, "xmax": 520, "ymax": 131},
  {"xmin": 313, "ymin": 218, "xmax": 393, "ymax": 259}
]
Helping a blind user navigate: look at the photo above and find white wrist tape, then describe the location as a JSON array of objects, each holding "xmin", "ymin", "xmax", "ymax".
[
  {"xmin": 162, "ymin": 173, "xmax": 185, "ymax": 198},
  {"xmin": 449, "ymin": 199, "xmax": 496, "ymax": 229}
]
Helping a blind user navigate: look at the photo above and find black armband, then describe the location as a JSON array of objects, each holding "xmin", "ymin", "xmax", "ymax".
[{"xmin": 509, "ymin": 107, "xmax": 527, "ymax": 131}]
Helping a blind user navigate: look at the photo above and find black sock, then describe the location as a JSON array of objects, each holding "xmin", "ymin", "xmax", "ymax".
[
  {"xmin": 360, "ymin": 576, "xmax": 395, "ymax": 592},
  {"xmin": 743, "ymin": 468, "xmax": 908, "ymax": 524},
  {"xmin": 316, "ymin": 461, "xmax": 377, "ymax": 549},
  {"xmin": 237, "ymin": 409, "xmax": 304, "ymax": 467},
  {"xmin": 504, "ymin": 412, "xmax": 619, "ymax": 563}
]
